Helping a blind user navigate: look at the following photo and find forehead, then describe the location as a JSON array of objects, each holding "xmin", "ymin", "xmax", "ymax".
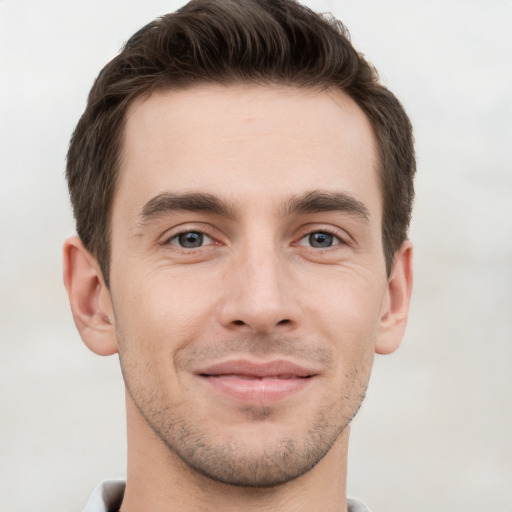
[{"xmin": 115, "ymin": 85, "xmax": 380, "ymax": 218}]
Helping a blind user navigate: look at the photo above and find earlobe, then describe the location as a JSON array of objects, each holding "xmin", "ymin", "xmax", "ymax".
[
  {"xmin": 63, "ymin": 236, "xmax": 118, "ymax": 356},
  {"xmin": 375, "ymin": 241, "xmax": 413, "ymax": 355}
]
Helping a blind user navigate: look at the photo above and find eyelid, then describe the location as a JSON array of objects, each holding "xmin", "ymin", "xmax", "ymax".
[
  {"xmin": 294, "ymin": 224, "xmax": 351, "ymax": 248},
  {"xmin": 160, "ymin": 223, "xmax": 221, "ymax": 246},
  {"xmin": 168, "ymin": 231, "xmax": 214, "ymax": 247},
  {"xmin": 297, "ymin": 232, "xmax": 341, "ymax": 248}
]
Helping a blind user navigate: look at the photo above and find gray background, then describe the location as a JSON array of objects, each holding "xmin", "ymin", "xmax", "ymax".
[{"xmin": 1, "ymin": 1, "xmax": 511, "ymax": 510}]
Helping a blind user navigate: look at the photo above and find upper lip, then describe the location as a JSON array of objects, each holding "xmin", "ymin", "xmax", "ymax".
[{"xmin": 196, "ymin": 359, "xmax": 318, "ymax": 378}]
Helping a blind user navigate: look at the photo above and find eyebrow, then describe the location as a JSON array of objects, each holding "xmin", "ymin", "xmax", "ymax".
[
  {"xmin": 283, "ymin": 190, "xmax": 370, "ymax": 220},
  {"xmin": 137, "ymin": 189, "xmax": 370, "ymax": 226},
  {"xmin": 138, "ymin": 192, "xmax": 237, "ymax": 224}
]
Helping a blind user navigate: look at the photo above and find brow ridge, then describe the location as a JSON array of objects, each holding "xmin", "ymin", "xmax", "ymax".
[
  {"xmin": 284, "ymin": 190, "xmax": 370, "ymax": 220},
  {"xmin": 139, "ymin": 192, "xmax": 237, "ymax": 223},
  {"xmin": 137, "ymin": 189, "xmax": 370, "ymax": 226}
]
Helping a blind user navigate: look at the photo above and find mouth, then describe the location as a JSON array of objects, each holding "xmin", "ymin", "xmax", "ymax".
[{"xmin": 195, "ymin": 359, "xmax": 317, "ymax": 405}]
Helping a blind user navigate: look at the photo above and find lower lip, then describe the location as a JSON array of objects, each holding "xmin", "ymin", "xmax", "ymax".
[{"xmin": 200, "ymin": 375, "xmax": 313, "ymax": 405}]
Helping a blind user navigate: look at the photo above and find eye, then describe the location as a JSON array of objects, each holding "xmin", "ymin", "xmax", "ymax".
[
  {"xmin": 298, "ymin": 231, "xmax": 341, "ymax": 249},
  {"xmin": 169, "ymin": 231, "xmax": 213, "ymax": 249}
]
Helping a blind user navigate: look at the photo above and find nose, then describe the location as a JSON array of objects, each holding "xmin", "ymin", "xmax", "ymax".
[{"xmin": 217, "ymin": 243, "xmax": 301, "ymax": 334}]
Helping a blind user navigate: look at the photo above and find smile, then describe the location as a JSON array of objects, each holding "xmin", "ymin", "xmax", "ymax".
[{"xmin": 196, "ymin": 359, "xmax": 317, "ymax": 405}]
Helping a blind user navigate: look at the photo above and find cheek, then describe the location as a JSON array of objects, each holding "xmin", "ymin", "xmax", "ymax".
[
  {"xmin": 303, "ymin": 269, "xmax": 386, "ymax": 346},
  {"xmin": 112, "ymin": 268, "xmax": 220, "ymax": 356}
]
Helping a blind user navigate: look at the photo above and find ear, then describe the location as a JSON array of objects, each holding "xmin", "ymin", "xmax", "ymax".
[
  {"xmin": 63, "ymin": 236, "xmax": 118, "ymax": 356},
  {"xmin": 375, "ymin": 241, "xmax": 413, "ymax": 355}
]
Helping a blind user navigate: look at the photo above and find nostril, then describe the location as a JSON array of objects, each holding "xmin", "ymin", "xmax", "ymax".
[{"xmin": 228, "ymin": 318, "xmax": 292, "ymax": 329}]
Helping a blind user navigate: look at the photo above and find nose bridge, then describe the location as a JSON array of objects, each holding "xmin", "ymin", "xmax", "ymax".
[
  {"xmin": 218, "ymin": 231, "xmax": 298, "ymax": 332},
  {"xmin": 243, "ymin": 241, "xmax": 282, "ymax": 305}
]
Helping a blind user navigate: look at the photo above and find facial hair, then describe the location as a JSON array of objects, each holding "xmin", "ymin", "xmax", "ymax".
[{"xmin": 118, "ymin": 333, "xmax": 371, "ymax": 488}]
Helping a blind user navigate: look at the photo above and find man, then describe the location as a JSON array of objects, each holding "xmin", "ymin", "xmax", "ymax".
[{"xmin": 63, "ymin": 0, "xmax": 415, "ymax": 510}]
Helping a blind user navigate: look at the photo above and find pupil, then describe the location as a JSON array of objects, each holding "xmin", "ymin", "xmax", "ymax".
[
  {"xmin": 309, "ymin": 232, "xmax": 333, "ymax": 248},
  {"xmin": 179, "ymin": 232, "xmax": 203, "ymax": 248}
]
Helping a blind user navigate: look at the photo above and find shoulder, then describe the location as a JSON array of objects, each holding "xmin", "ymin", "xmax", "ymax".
[
  {"xmin": 82, "ymin": 479, "xmax": 125, "ymax": 512},
  {"xmin": 348, "ymin": 497, "xmax": 372, "ymax": 512}
]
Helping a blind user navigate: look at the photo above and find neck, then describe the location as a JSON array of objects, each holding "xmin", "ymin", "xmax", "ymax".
[{"xmin": 121, "ymin": 393, "xmax": 350, "ymax": 512}]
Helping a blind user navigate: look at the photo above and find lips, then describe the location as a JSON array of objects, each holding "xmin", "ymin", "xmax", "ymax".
[{"xmin": 195, "ymin": 359, "xmax": 317, "ymax": 405}]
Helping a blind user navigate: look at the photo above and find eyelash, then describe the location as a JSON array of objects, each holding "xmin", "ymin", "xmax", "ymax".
[
  {"xmin": 168, "ymin": 230, "xmax": 215, "ymax": 249},
  {"xmin": 295, "ymin": 227, "xmax": 348, "ymax": 250},
  {"xmin": 162, "ymin": 224, "xmax": 219, "ymax": 250},
  {"xmin": 162, "ymin": 225, "xmax": 348, "ymax": 251}
]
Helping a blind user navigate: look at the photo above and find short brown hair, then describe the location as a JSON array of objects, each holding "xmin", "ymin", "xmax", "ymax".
[{"xmin": 67, "ymin": 0, "xmax": 415, "ymax": 282}]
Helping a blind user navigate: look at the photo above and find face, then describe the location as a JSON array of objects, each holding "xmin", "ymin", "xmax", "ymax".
[{"xmin": 109, "ymin": 85, "xmax": 390, "ymax": 486}]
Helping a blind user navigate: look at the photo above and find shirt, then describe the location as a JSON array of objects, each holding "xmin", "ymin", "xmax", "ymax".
[{"xmin": 83, "ymin": 479, "xmax": 372, "ymax": 511}]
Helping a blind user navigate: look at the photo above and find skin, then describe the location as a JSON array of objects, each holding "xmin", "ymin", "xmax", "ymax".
[{"xmin": 63, "ymin": 85, "xmax": 413, "ymax": 512}]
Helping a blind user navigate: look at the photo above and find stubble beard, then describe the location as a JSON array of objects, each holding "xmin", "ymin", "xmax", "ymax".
[
  {"xmin": 119, "ymin": 335, "xmax": 371, "ymax": 488},
  {"xmin": 123, "ymin": 378, "xmax": 368, "ymax": 488}
]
